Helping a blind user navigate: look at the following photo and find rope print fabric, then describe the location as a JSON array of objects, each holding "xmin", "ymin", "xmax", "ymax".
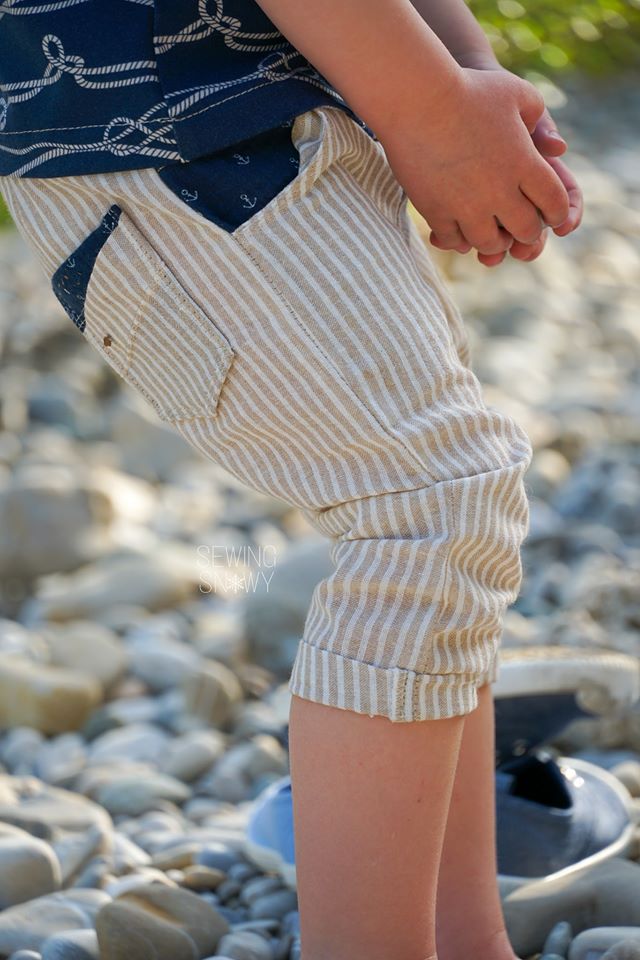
[{"xmin": 0, "ymin": 0, "xmax": 368, "ymax": 177}]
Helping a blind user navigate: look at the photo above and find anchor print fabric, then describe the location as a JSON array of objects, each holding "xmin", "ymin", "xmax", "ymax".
[
  {"xmin": 156, "ymin": 120, "xmax": 302, "ymax": 233},
  {"xmin": 50, "ymin": 203, "xmax": 122, "ymax": 330},
  {"xmin": 0, "ymin": 0, "xmax": 368, "ymax": 179}
]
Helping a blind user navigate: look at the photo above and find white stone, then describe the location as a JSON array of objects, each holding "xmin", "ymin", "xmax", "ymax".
[
  {"xmin": 96, "ymin": 773, "xmax": 191, "ymax": 816},
  {"xmin": 0, "ymin": 825, "xmax": 62, "ymax": 908},
  {"xmin": 0, "ymin": 656, "xmax": 102, "ymax": 735},
  {"xmin": 570, "ymin": 928, "xmax": 640, "ymax": 960},
  {"xmin": 42, "ymin": 621, "xmax": 129, "ymax": 692},
  {"xmin": 158, "ymin": 729, "xmax": 226, "ymax": 782},
  {"xmin": 88, "ymin": 723, "xmax": 170, "ymax": 766}
]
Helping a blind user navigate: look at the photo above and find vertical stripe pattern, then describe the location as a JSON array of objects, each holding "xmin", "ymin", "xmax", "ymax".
[{"xmin": 0, "ymin": 104, "xmax": 533, "ymax": 722}]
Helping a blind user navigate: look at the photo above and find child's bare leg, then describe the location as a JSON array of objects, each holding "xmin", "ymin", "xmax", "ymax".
[
  {"xmin": 436, "ymin": 682, "xmax": 518, "ymax": 960},
  {"xmin": 288, "ymin": 692, "xmax": 465, "ymax": 960}
]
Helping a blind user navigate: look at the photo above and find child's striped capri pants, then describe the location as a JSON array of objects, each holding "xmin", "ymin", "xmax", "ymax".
[{"xmin": 0, "ymin": 103, "xmax": 533, "ymax": 723}]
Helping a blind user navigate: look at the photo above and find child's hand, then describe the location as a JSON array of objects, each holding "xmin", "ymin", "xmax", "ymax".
[
  {"xmin": 473, "ymin": 152, "xmax": 584, "ymax": 267},
  {"xmin": 419, "ymin": 56, "xmax": 583, "ymax": 267},
  {"xmin": 380, "ymin": 67, "xmax": 569, "ymax": 260}
]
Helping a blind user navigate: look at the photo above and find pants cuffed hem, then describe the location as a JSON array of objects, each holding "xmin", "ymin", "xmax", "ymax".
[{"xmin": 288, "ymin": 639, "xmax": 498, "ymax": 722}]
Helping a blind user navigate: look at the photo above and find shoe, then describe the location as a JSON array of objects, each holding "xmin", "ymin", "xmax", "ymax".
[
  {"xmin": 243, "ymin": 647, "xmax": 640, "ymax": 889},
  {"xmin": 493, "ymin": 646, "xmax": 640, "ymax": 767},
  {"xmin": 496, "ymin": 748, "xmax": 636, "ymax": 884},
  {"xmin": 242, "ymin": 775, "xmax": 297, "ymax": 889}
]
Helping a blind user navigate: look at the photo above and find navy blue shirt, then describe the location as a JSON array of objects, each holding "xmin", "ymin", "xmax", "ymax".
[{"xmin": 0, "ymin": 0, "xmax": 368, "ymax": 179}]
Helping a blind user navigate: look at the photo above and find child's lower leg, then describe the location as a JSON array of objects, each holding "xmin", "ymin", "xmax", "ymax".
[
  {"xmin": 288, "ymin": 692, "xmax": 466, "ymax": 960},
  {"xmin": 436, "ymin": 682, "xmax": 519, "ymax": 960}
]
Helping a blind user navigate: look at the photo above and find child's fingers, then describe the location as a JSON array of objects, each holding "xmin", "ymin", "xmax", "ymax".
[
  {"xmin": 533, "ymin": 131, "xmax": 567, "ymax": 158},
  {"xmin": 519, "ymin": 156, "xmax": 570, "ymax": 229},
  {"xmin": 478, "ymin": 225, "xmax": 549, "ymax": 267},
  {"xmin": 428, "ymin": 219, "xmax": 471, "ymax": 253},
  {"xmin": 544, "ymin": 155, "xmax": 584, "ymax": 236},
  {"xmin": 509, "ymin": 229, "xmax": 548, "ymax": 262},
  {"xmin": 477, "ymin": 250, "xmax": 507, "ymax": 268},
  {"xmin": 457, "ymin": 216, "xmax": 514, "ymax": 257},
  {"xmin": 431, "ymin": 235, "xmax": 472, "ymax": 255},
  {"xmin": 531, "ymin": 108, "xmax": 568, "ymax": 158},
  {"xmin": 497, "ymin": 197, "xmax": 545, "ymax": 245}
]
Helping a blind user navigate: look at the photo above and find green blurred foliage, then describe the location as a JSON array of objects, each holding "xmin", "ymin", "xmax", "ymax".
[
  {"xmin": 1, "ymin": 1, "xmax": 639, "ymax": 229},
  {"xmin": 468, "ymin": 0, "xmax": 640, "ymax": 74},
  {"xmin": 0, "ymin": 201, "xmax": 11, "ymax": 229}
]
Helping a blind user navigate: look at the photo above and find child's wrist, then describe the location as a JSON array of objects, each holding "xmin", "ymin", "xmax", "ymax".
[{"xmin": 372, "ymin": 59, "xmax": 466, "ymax": 147}]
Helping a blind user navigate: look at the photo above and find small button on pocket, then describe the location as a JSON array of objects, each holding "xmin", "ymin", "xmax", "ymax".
[{"xmin": 51, "ymin": 204, "xmax": 236, "ymax": 423}]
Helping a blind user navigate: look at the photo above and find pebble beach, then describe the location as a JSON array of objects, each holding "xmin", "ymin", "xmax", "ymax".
[{"xmin": 0, "ymin": 72, "xmax": 638, "ymax": 960}]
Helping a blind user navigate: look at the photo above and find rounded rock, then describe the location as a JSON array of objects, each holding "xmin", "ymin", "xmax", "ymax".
[
  {"xmin": 88, "ymin": 723, "xmax": 170, "ymax": 766},
  {"xmin": 96, "ymin": 882, "xmax": 230, "ymax": 960},
  {"xmin": 128, "ymin": 639, "xmax": 200, "ymax": 693},
  {"xmin": 217, "ymin": 931, "xmax": 274, "ymax": 960},
  {"xmin": 104, "ymin": 869, "xmax": 176, "ymax": 899},
  {"xmin": 0, "ymin": 889, "xmax": 110, "ymax": 956},
  {"xmin": 249, "ymin": 890, "xmax": 298, "ymax": 922},
  {"xmin": 1, "ymin": 728, "xmax": 45, "ymax": 776},
  {"xmin": 159, "ymin": 729, "xmax": 226, "ymax": 783},
  {"xmin": 0, "ymin": 780, "xmax": 112, "ymax": 842},
  {"xmin": 41, "ymin": 928, "xmax": 99, "ymax": 960},
  {"xmin": 0, "ymin": 828, "xmax": 62, "ymax": 908},
  {"xmin": 504, "ymin": 860, "xmax": 640, "ymax": 957},
  {"xmin": 34, "ymin": 733, "xmax": 87, "ymax": 787},
  {"xmin": 180, "ymin": 866, "xmax": 226, "ymax": 891},
  {"xmin": 570, "ymin": 929, "xmax": 640, "ymax": 960},
  {"xmin": 42, "ymin": 621, "xmax": 128, "ymax": 694},
  {"xmin": 602, "ymin": 943, "xmax": 640, "ymax": 960},
  {"xmin": 611, "ymin": 762, "xmax": 640, "ymax": 798},
  {"xmin": 227, "ymin": 863, "xmax": 260, "ymax": 883},
  {"xmin": 50, "ymin": 824, "xmax": 111, "ymax": 887},
  {"xmin": 543, "ymin": 921, "xmax": 574, "ymax": 958},
  {"xmin": 195, "ymin": 842, "xmax": 239, "ymax": 874},
  {"xmin": 150, "ymin": 842, "xmax": 200, "ymax": 871},
  {"xmin": 95, "ymin": 772, "xmax": 191, "ymax": 816},
  {"xmin": 239, "ymin": 876, "xmax": 283, "ymax": 907},
  {"xmin": 182, "ymin": 659, "xmax": 243, "ymax": 729},
  {"xmin": 0, "ymin": 657, "xmax": 102, "ymax": 735}
]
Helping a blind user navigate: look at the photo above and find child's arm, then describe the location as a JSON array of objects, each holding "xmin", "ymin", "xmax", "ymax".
[
  {"xmin": 254, "ymin": 0, "xmax": 570, "ymax": 260},
  {"xmin": 408, "ymin": 0, "xmax": 500, "ymax": 69}
]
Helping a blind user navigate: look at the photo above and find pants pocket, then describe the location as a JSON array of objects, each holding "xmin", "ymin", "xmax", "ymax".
[{"xmin": 50, "ymin": 202, "xmax": 236, "ymax": 423}]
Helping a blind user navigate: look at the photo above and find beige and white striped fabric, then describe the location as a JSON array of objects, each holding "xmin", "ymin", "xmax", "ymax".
[{"xmin": 0, "ymin": 104, "xmax": 533, "ymax": 722}]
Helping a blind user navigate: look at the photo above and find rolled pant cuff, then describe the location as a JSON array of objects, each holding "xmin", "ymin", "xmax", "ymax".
[{"xmin": 288, "ymin": 639, "xmax": 498, "ymax": 722}]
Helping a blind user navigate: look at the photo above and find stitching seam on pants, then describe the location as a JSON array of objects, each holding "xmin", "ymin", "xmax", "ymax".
[{"xmin": 399, "ymin": 670, "xmax": 407, "ymax": 720}]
